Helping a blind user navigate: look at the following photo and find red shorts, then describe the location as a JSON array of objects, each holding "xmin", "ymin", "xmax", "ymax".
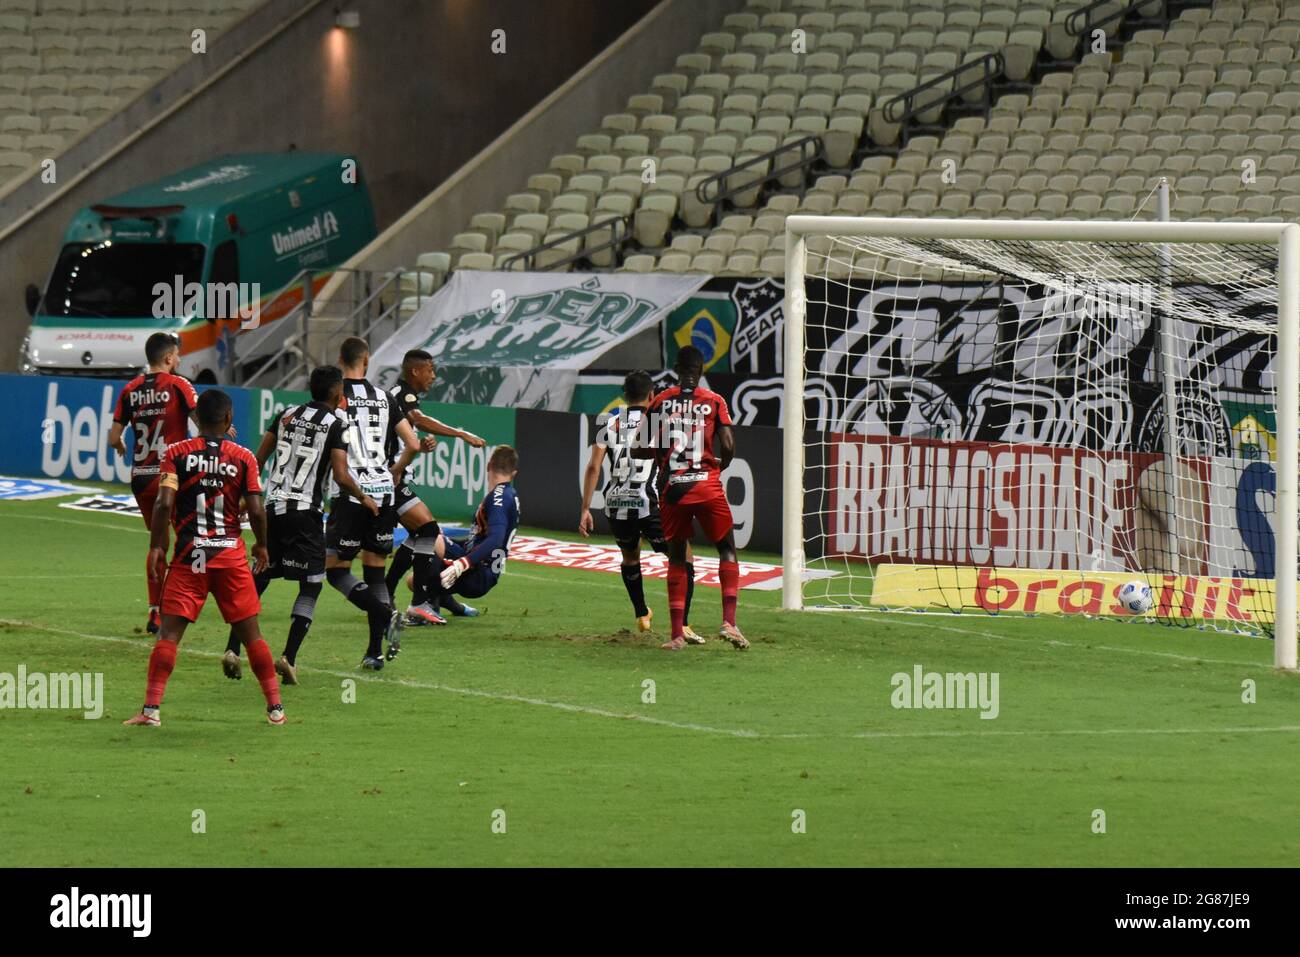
[
  {"xmin": 160, "ymin": 552, "xmax": 261, "ymax": 624},
  {"xmin": 660, "ymin": 490, "xmax": 733, "ymax": 543},
  {"xmin": 131, "ymin": 474, "xmax": 159, "ymax": 531}
]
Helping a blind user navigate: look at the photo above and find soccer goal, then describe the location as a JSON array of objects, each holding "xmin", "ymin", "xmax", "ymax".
[{"xmin": 781, "ymin": 215, "xmax": 1299, "ymax": 671}]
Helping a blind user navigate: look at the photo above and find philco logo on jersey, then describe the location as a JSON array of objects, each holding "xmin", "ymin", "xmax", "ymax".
[
  {"xmin": 184, "ymin": 453, "xmax": 239, "ymax": 477},
  {"xmin": 658, "ymin": 398, "xmax": 710, "ymax": 417},
  {"xmin": 128, "ymin": 387, "xmax": 170, "ymax": 407}
]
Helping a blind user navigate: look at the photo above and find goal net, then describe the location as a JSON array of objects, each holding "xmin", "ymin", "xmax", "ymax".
[{"xmin": 781, "ymin": 216, "xmax": 1299, "ymax": 670}]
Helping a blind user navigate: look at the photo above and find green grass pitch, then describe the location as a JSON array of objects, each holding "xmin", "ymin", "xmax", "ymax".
[{"xmin": 2, "ymin": 489, "xmax": 1298, "ymax": 866}]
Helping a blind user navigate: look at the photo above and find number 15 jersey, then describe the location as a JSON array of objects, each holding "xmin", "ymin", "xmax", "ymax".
[{"xmin": 645, "ymin": 385, "xmax": 732, "ymax": 507}]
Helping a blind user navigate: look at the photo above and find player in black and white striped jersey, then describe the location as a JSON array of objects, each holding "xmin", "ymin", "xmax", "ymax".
[
  {"xmin": 579, "ymin": 370, "xmax": 700, "ymax": 641},
  {"xmin": 383, "ymin": 349, "xmax": 487, "ymax": 626},
  {"xmin": 220, "ymin": 365, "xmax": 380, "ymax": 685},
  {"xmin": 326, "ymin": 337, "xmax": 422, "ymax": 670}
]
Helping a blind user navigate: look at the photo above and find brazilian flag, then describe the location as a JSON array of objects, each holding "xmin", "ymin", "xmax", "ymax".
[{"xmin": 663, "ymin": 296, "xmax": 736, "ymax": 372}]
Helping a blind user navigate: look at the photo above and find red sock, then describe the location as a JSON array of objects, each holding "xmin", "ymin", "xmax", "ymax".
[
  {"xmin": 244, "ymin": 638, "xmax": 282, "ymax": 708},
  {"xmin": 667, "ymin": 563, "xmax": 687, "ymax": 639},
  {"xmin": 145, "ymin": 639, "xmax": 177, "ymax": 708},
  {"xmin": 719, "ymin": 560, "xmax": 739, "ymax": 627}
]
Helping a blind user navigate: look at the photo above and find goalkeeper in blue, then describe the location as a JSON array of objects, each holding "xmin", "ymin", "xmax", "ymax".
[{"xmin": 403, "ymin": 445, "xmax": 519, "ymax": 623}]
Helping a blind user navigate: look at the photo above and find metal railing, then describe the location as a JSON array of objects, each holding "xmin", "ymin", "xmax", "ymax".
[
  {"xmin": 880, "ymin": 51, "xmax": 1005, "ymax": 129},
  {"xmin": 230, "ymin": 269, "xmax": 314, "ymax": 389},
  {"xmin": 500, "ymin": 215, "xmax": 630, "ymax": 272},
  {"xmin": 238, "ymin": 267, "xmax": 398, "ymax": 392},
  {"xmin": 693, "ymin": 134, "xmax": 823, "ymax": 210},
  {"xmin": 1065, "ymin": 0, "xmax": 1166, "ymax": 46}
]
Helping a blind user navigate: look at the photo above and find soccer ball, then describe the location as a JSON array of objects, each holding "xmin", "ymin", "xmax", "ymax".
[{"xmin": 1118, "ymin": 580, "xmax": 1154, "ymax": 615}]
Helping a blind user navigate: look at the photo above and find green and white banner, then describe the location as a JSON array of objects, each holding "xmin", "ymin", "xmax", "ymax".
[
  {"xmin": 419, "ymin": 365, "xmax": 579, "ymax": 412},
  {"xmin": 370, "ymin": 271, "xmax": 707, "ymax": 389}
]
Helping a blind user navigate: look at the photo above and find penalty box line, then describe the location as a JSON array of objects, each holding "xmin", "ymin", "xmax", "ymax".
[{"xmin": 3, "ymin": 619, "xmax": 1299, "ymax": 742}]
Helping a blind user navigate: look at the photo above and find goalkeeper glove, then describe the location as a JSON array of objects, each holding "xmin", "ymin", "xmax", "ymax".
[{"xmin": 440, "ymin": 557, "xmax": 471, "ymax": 589}]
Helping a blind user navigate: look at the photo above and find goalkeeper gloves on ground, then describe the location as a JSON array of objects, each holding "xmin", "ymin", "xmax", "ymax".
[{"xmin": 440, "ymin": 557, "xmax": 471, "ymax": 589}]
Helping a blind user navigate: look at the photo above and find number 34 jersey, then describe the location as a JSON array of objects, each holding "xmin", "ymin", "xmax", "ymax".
[
  {"xmin": 158, "ymin": 436, "xmax": 262, "ymax": 566},
  {"xmin": 645, "ymin": 385, "xmax": 733, "ymax": 507},
  {"xmin": 112, "ymin": 371, "xmax": 198, "ymax": 479}
]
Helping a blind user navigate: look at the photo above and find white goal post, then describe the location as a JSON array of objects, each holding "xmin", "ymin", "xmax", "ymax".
[{"xmin": 782, "ymin": 215, "xmax": 1299, "ymax": 671}]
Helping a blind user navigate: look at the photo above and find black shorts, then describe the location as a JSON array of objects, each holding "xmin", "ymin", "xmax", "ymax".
[
  {"xmin": 395, "ymin": 481, "xmax": 424, "ymax": 518},
  {"xmin": 326, "ymin": 498, "xmax": 397, "ymax": 561},
  {"xmin": 267, "ymin": 510, "xmax": 326, "ymax": 581},
  {"xmin": 608, "ymin": 512, "xmax": 668, "ymax": 554}
]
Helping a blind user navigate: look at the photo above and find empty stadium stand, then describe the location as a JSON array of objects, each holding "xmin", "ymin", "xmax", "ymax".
[
  {"xmin": 397, "ymin": 0, "xmax": 1270, "ymax": 291},
  {"xmin": 0, "ymin": 0, "xmax": 259, "ymax": 186}
]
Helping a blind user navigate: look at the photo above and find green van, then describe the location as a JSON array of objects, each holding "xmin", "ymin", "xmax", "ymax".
[{"xmin": 19, "ymin": 152, "xmax": 377, "ymax": 382}]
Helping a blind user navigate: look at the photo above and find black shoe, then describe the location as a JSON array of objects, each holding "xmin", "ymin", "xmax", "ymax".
[{"xmin": 361, "ymin": 656, "xmax": 384, "ymax": 671}]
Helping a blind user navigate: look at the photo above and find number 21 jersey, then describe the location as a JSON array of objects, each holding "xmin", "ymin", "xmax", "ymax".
[{"xmin": 645, "ymin": 385, "xmax": 732, "ymax": 507}]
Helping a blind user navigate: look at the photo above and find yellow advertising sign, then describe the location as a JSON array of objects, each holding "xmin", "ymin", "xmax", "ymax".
[{"xmin": 870, "ymin": 564, "xmax": 1279, "ymax": 626}]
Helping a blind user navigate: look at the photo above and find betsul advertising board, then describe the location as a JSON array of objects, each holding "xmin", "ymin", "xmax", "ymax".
[
  {"xmin": 0, "ymin": 375, "xmax": 511, "ymax": 524},
  {"xmin": 0, "ymin": 373, "xmax": 253, "ymax": 485}
]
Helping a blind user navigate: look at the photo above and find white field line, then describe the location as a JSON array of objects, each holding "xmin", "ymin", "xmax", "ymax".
[
  {"xmin": 3, "ymin": 618, "xmax": 1297, "ymax": 742},
  {"xmin": 871, "ymin": 613, "xmax": 1277, "ymax": 672},
  {"xmin": 7, "ymin": 573, "xmax": 138, "ymax": 580},
  {"xmin": 0, "ymin": 618, "xmax": 770, "ymax": 739},
  {"xmin": 6, "ymin": 513, "xmax": 148, "ymax": 533}
]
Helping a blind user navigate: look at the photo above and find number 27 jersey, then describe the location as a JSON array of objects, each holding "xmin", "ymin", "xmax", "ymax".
[{"xmin": 645, "ymin": 385, "xmax": 732, "ymax": 506}]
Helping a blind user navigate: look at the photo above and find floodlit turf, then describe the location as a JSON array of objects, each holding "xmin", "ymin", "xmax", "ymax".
[{"xmin": 2, "ymin": 489, "xmax": 1299, "ymax": 867}]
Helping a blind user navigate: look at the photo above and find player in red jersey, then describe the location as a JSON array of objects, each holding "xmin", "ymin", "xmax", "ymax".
[
  {"xmin": 108, "ymin": 332, "xmax": 200, "ymax": 635},
  {"xmin": 638, "ymin": 346, "xmax": 748, "ymax": 651},
  {"xmin": 123, "ymin": 389, "xmax": 284, "ymax": 727}
]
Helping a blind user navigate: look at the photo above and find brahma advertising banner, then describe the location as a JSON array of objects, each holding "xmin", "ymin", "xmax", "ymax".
[
  {"xmin": 826, "ymin": 432, "xmax": 1286, "ymax": 625},
  {"xmin": 827, "ymin": 432, "xmax": 1282, "ymax": 577}
]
